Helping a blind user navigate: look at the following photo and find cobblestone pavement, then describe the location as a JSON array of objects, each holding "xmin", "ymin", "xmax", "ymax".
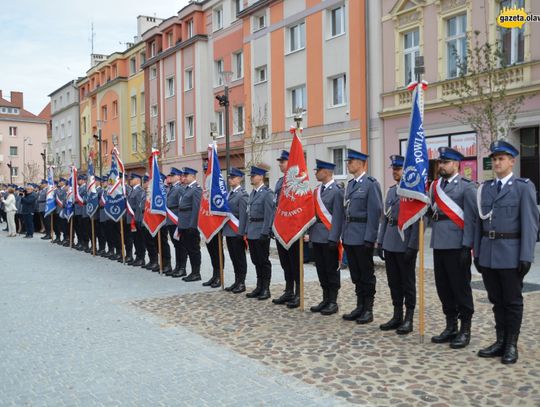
[{"xmin": 0, "ymin": 234, "xmax": 345, "ymax": 407}]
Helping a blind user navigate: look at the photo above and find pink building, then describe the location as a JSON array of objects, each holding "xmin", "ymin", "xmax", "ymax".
[{"xmin": 0, "ymin": 90, "xmax": 48, "ymax": 185}]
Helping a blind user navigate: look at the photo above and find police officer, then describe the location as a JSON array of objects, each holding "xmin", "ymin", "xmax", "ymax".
[
  {"xmin": 245, "ymin": 166, "xmax": 274, "ymax": 300},
  {"xmin": 73, "ymin": 174, "xmax": 87, "ymax": 250},
  {"xmin": 377, "ymin": 155, "xmax": 420, "ymax": 334},
  {"xmin": 129, "ymin": 174, "xmax": 147, "ymax": 267},
  {"xmin": 149, "ymin": 172, "xmax": 172, "ymax": 273},
  {"xmin": 430, "ymin": 147, "xmax": 476, "ymax": 349},
  {"xmin": 38, "ymin": 179, "xmax": 51, "ymax": 239},
  {"xmin": 309, "ymin": 159, "xmax": 344, "ymax": 315},
  {"xmin": 474, "ymin": 140, "xmax": 539, "ymax": 364},
  {"xmin": 166, "ymin": 168, "xmax": 185, "ymax": 276},
  {"xmin": 92, "ymin": 177, "xmax": 106, "ymax": 255},
  {"xmin": 125, "ymin": 173, "xmax": 142, "ymax": 264},
  {"xmin": 58, "ymin": 178, "xmax": 70, "ymax": 245},
  {"xmin": 121, "ymin": 176, "xmax": 134, "ymax": 262},
  {"xmin": 52, "ymin": 179, "xmax": 65, "ymax": 244},
  {"xmin": 341, "ymin": 149, "xmax": 383, "ymax": 324},
  {"xmin": 223, "ymin": 167, "xmax": 249, "ymax": 293},
  {"xmin": 139, "ymin": 175, "xmax": 158, "ymax": 269}
]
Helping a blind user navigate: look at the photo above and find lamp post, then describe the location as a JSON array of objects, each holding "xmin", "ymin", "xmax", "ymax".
[
  {"xmin": 7, "ymin": 157, "xmax": 13, "ymax": 184},
  {"xmin": 93, "ymin": 120, "xmax": 103, "ymax": 179},
  {"xmin": 216, "ymin": 70, "xmax": 233, "ymax": 175},
  {"xmin": 22, "ymin": 136, "xmax": 32, "ymax": 185},
  {"xmin": 40, "ymin": 144, "xmax": 47, "ymax": 179}
]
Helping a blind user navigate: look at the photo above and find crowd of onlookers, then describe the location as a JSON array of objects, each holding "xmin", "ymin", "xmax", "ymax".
[{"xmin": 0, "ymin": 182, "xmax": 48, "ymax": 238}]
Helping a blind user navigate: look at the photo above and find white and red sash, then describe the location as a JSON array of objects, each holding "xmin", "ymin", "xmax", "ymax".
[
  {"xmin": 314, "ymin": 185, "xmax": 343, "ymax": 261},
  {"xmin": 432, "ymin": 178, "xmax": 464, "ymax": 229}
]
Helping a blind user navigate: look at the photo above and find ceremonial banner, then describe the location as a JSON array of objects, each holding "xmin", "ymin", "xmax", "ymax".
[
  {"xmin": 86, "ymin": 160, "xmax": 99, "ymax": 218},
  {"xmin": 45, "ymin": 166, "xmax": 56, "ymax": 217},
  {"xmin": 104, "ymin": 148, "xmax": 126, "ymax": 222},
  {"xmin": 397, "ymin": 83, "xmax": 430, "ymax": 237},
  {"xmin": 198, "ymin": 144, "xmax": 229, "ymax": 243},
  {"xmin": 143, "ymin": 150, "xmax": 168, "ymax": 237},
  {"xmin": 272, "ymin": 129, "xmax": 315, "ymax": 249},
  {"xmin": 64, "ymin": 167, "xmax": 75, "ymax": 221}
]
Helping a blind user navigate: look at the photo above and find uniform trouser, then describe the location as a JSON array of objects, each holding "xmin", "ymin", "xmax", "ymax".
[
  {"xmin": 23, "ymin": 213, "xmax": 34, "ymax": 236},
  {"xmin": 51, "ymin": 213, "xmax": 60, "ymax": 238},
  {"xmin": 248, "ymin": 238, "xmax": 271, "ymax": 281},
  {"xmin": 133, "ymin": 222, "xmax": 146, "ymax": 259},
  {"xmin": 385, "ymin": 250, "xmax": 416, "ymax": 309},
  {"xmin": 433, "ymin": 249, "xmax": 474, "ymax": 321},
  {"xmin": 343, "ymin": 244, "xmax": 376, "ymax": 299},
  {"xmin": 6, "ymin": 211, "xmax": 16, "ymax": 235},
  {"xmin": 206, "ymin": 233, "xmax": 222, "ymax": 274},
  {"xmin": 58, "ymin": 216, "xmax": 67, "ymax": 240},
  {"xmin": 158, "ymin": 228, "xmax": 171, "ymax": 262},
  {"xmin": 143, "ymin": 228, "xmax": 158, "ymax": 262},
  {"xmin": 94, "ymin": 219, "xmax": 106, "ymax": 250},
  {"xmin": 168, "ymin": 224, "xmax": 186, "ymax": 268},
  {"xmin": 73, "ymin": 215, "xmax": 82, "ymax": 244},
  {"xmin": 481, "ymin": 267, "xmax": 523, "ymax": 334},
  {"xmin": 123, "ymin": 218, "xmax": 133, "ymax": 257},
  {"xmin": 16, "ymin": 214, "xmax": 24, "ymax": 233},
  {"xmin": 226, "ymin": 236, "xmax": 247, "ymax": 282},
  {"xmin": 34, "ymin": 212, "xmax": 42, "ymax": 232},
  {"xmin": 80, "ymin": 216, "xmax": 90, "ymax": 245},
  {"xmin": 179, "ymin": 228, "xmax": 201, "ymax": 270},
  {"xmin": 312, "ymin": 242, "xmax": 341, "ymax": 291},
  {"xmin": 276, "ymin": 240, "xmax": 300, "ymax": 291},
  {"xmin": 43, "ymin": 212, "xmax": 51, "ymax": 235},
  {"xmin": 105, "ymin": 220, "xmax": 121, "ymax": 254}
]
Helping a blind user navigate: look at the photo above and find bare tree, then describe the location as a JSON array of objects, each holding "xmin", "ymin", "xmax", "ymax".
[
  {"xmin": 443, "ymin": 31, "xmax": 530, "ymax": 151},
  {"xmin": 132, "ymin": 123, "xmax": 171, "ymax": 170},
  {"xmin": 242, "ymin": 102, "xmax": 271, "ymax": 170},
  {"xmin": 23, "ymin": 162, "xmax": 41, "ymax": 184}
]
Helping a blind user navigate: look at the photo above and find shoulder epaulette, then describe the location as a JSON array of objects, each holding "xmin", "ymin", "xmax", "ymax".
[
  {"xmin": 516, "ymin": 178, "xmax": 530, "ymax": 183},
  {"xmin": 389, "ymin": 184, "xmax": 397, "ymax": 189},
  {"xmin": 461, "ymin": 177, "xmax": 472, "ymax": 183},
  {"xmin": 367, "ymin": 176, "xmax": 377, "ymax": 182}
]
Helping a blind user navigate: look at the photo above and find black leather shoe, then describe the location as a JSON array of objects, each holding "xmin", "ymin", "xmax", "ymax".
[
  {"xmin": 210, "ymin": 278, "xmax": 221, "ymax": 288},
  {"xmin": 501, "ymin": 333, "xmax": 519, "ymax": 364},
  {"xmin": 125, "ymin": 256, "xmax": 135, "ymax": 265},
  {"xmin": 144, "ymin": 262, "xmax": 157, "ymax": 270},
  {"xmin": 450, "ymin": 320, "xmax": 471, "ymax": 349},
  {"xmin": 172, "ymin": 268, "xmax": 186, "ymax": 278},
  {"xmin": 161, "ymin": 265, "xmax": 173, "ymax": 275},
  {"xmin": 342, "ymin": 307, "xmax": 363, "ymax": 321},
  {"xmin": 184, "ymin": 273, "xmax": 201, "ymax": 282},
  {"xmin": 356, "ymin": 310, "xmax": 374, "ymax": 324},
  {"xmin": 478, "ymin": 330, "xmax": 505, "ymax": 358},
  {"xmin": 246, "ymin": 282, "xmax": 262, "ymax": 298},
  {"xmin": 84, "ymin": 247, "xmax": 93, "ymax": 253},
  {"xmin": 396, "ymin": 309, "xmax": 414, "ymax": 335},
  {"xmin": 132, "ymin": 258, "xmax": 145, "ymax": 267},
  {"xmin": 202, "ymin": 276, "xmax": 217, "ymax": 286},
  {"xmin": 232, "ymin": 283, "xmax": 246, "ymax": 294},
  {"xmin": 431, "ymin": 318, "xmax": 458, "ymax": 343},
  {"xmin": 258, "ymin": 288, "xmax": 271, "ymax": 300},
  {"xmin": 272, "ymin": 290, "xmax": 294, "ymax": 305},
  {"xmin": 310, "ymin": 301, "xmax": 327, "ymax": 313},
  {"xmin": 225, "ymin": 281, "xmax": 238, "ymax": 292},
  {"xmin": 286, "ymin": 296, "xmax": 300, "ymax": 308},
  {"xmin": 320, "ymin": 302, "xmax": 339, "ymax": 315},
  {"xmin": 41, "ymin": 235, "xmax": 51, "ymax": 240},
  {"xmin": 62, "ymin": 240, "xmax": 70, "ymax": 247},
  {"xmin": 380, "ymin": 307, "xmax": 403, "ymax": 331},
  {"xmin": 151, "ymin": 263, "xmax": 161, "ymax": 272}
]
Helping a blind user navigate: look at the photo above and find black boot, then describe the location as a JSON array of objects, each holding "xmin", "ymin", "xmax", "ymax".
[
  {"xmin": 132, "ymin": 258, "xmax": 145, "ymax": 267},
  {"xmin": 183, "ymin": 266, "xmax": 201, "ymax": 282},
  {"xmin": 478, "ymin": 329, "xmax": 505, "ymax": 358},
  {"xmin": 246, "ymin": 279, "xmax": 263, "ymax": 298},
  {"xmin": 258, "ymin": 278, "xmax": 271, "ymax": 300},
  {"xmin": 380, "ymin": 306, "xmax": 403, "ymax": 331},
  {"xmin": 286, "ymin": 286, "xmax": 300, "ymax": 308},
  {"xmin": 125, "ymin": 256, "xmax": 135, "ymax": 265},
  {"xmin": 396, "ymin": 308, "xmax": 414, "ymax": 335},
  {"xmin": 232, "ymin": 282, "xmax": 246, "ymax": 294},
  {"xmin": 225, "ymin": 276, "xmax": 239, "ymax": 292},
  {"xmin": 210, "ymin": 277, "xmax": 221, "ymax": 288},
  {"xmin": 202, "ymin": 275, "xmax": 217, "ymax": 286},
  {"xmin": 41, "ymin": 234, "xmax": 51, "ymax": 240},
  {"xmin": 501, "ymin": 333, "xmax": 519, "ymax": 364},
  {"xmin": 171, "ymin": 267, "xmax": 186, "ymax": 278},
  {"xmin": 161, "ymin": 263, "xmax": 173, "ymax": 275},
  {"xmin": 310, "ymin": 288, "xmax": 328, "ymax": 313},
  {"xmin": 356, "ymin": 297, "xmax": 374, "ymax": 324},
  {"xmin": 431, "ymin": 317, "xmax": 458, "ymax": 343},
  {"xmin": 272, "ymin": 289, "xmax": 295, "ymax": 305},
  {"xmin": 343, "ymin": 296, "xmax": 364, "ymax": 321},
  {"xmin": 320, "ymin": 289, "xmax": 339, "ymax": 315},
  {"xmin": 450, "ymin": 319, "xmax": 472, "ymax": 349},
  {"xmin": 144, "ymin": 260, "xmax": 158, "ymax": 270}
]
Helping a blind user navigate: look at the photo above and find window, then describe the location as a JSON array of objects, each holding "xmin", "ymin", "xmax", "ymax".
[
  {"xmin": 82, "ymin": 117, "xmax": 87, "ymax": 133},
  {"xmin": 150, "ymin": 104, "xmax": 158, "ymax": 117},
  {"xmin": 9, "ymin": 126, "xmax": 17, "ymax": 136},
  {"xmin": 167, "ymin": 31, "xmax": 174, "ymax": 48},
  {"xmin": 234, "ymin": 105, "xmax": 244, "ymax": 134},
  {"xmin": 185, "ymin": 115, "xmax": 194, "ymax": 139},
  {"xmin": 217, "ymin": 111, "xmax": 225, "ymax": 137},
  {"xmin": 257, "ymin": 125, "xmax": 269, "ymax": 140},
  {"xmin": 187, "ymin": 19, "xmax": 194, "ymax": 38},
  {"xmin": 404, "ymin": 29, "xmax": 420, "ymax": 85},
  {"xmin": 130, "ymin": 57, "xmax": 137, "ymax": 74},
  {"xmin": 214, "ymin": 6, "xmax": 223, "ymax": 31},
  {"xmin": 91, "ymin": 96, "xmax": 96, "ymax": 107},
  {"xmin": 185, "ymin": 69, "xmax": 193, "ymax": 90},
  {"xmin": 331, "ymin": 74, "xmax": 346, "ymax": 106},
  {"xmin": 61, "ymin": 151, "xmax": 66, "ymax": 164},
  {"xmin": 131, "ymin": 133, "xmax": 138, "ymax": 152},
  {"xmin": 140, "ymin": 92, "xmax": 145, "ymax": 112},
  {"xmin": 67, "ymin": 120, "xmax": 72, "ymax": 137},
  {"xmin": 166, "ymin": 77, "xmax": 175, "ymax": 97},
  {"xmin": 234, "ymin": 51, "xmax": 243, "ymax": 79},
  {"xmin": 60, "ymin": 96, "xmax": 63, "ymax": 106},
  {"xmin": 61, "ymin": 123, "xmax": 65, "ymax": 138},
  {"xmin": 290, "ymin": 85, "xmax": 307, "ymax": 114},
  {"xmin": 233, "ymin": 0, "xmax": 243, "ymax": 16},
  {"xmin": 166, "ymin": 121, "xmax": 176, "ymax": 142},
  {"xmin": 255, "ymin": 65, "xmax": 267, "ymax": 83},
  {"xmin": 332, "ymin": 147, "xmax": 346, "ymax": 176},
  {"xmin": 288, "ymin": 22, "xmax": 305, "ymax": 53},
  {"xmin": 150, "ymin": 67, "xmax": 157, "ymax": 80},
  {"xmin": 329, "ymin": 5, "xmax": 345, "ymax": 37},
  {"xmin": 66, "ymin": 92, "xmax": 71, "ymax": 104},
  {"xmin": 131, "ymin": 96, "xmax": 137, "ymax": 117},
  {"xmin": 140, "ymin": 52, "xmax": 146, "ymax": 65},
  {"xmin": 112, "ymin": 64, "xmax": 118, "ymax": 79},
  {"xmin": 215, "ymin": 59, "xmax": 224, "ymax": 86},
  {"xmin": 112, "ymin": 101, "xmax": 118, "ymax": 117},
  {"xmin": 446, "ymin": 14, "xmax": 467, "ymax": 78},
  {"xmin": 9, "ymin": 146, "xmax": 18, "ymax": 156},
  {"xmin": 254, "ymin": 14, "xmax": 265, "ymax": 31},
  {"xmin": 150, "ymin": 41, "xmax": 156, "ymax": 57},
  {"xmin": 500, "ymin": 0, "xmax": 524, "ymax": 65},
  {"xmin": 11, "ymin": 167, "xmax": 18, "ymax": 177}
]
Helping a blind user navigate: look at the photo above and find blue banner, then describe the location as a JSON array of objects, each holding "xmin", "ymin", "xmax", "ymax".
[
  {"xmin": 208, "ymin": 143, "xmax": 231, "ymax": 216},
  {"xmin": 45, "ymin": 167, "xmax": 56, "ymax": 217},
  {"xmin": 104, "ymin": 154, "xmax": 126, "ymax": 222},
  {"xmin": 86, "ymin": 160, "xmax": 99, "ymax": 218},
  {"xmin": 64, "ymin": 169, "xmax": 74, "ymax": 221}
]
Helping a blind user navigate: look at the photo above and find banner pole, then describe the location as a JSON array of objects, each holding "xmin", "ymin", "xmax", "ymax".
[
  {"xmin": 120, "ymin": 218, "xmax": 126, "ymax": 263},
  {"xmin": 69, "ymin": 217, "xmax": 73, "ymax": 248},
  {"xmin": 299, "ymin": 238, "xmax": 305, "ymax": 312},
  {"xmin": 218, "ymin": 231, "xmax": 224, "ymax": 289},
  {"xmin": 91, "ymin": 218, "xmax": 96, "ymax": 256},
  {"xmin": 158, "ymin": 229, "xmax": 163, "ymax": 275},
  {"xmin": 50, "ymin": 214, "xmax": 55, "ymax": 242},
  {"xmin": 418, "ymin": 216, "xmax": 425, "ymax": 344}
]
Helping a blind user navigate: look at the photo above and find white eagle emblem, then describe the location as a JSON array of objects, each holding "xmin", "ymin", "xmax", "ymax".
[{"xmin": 283, "ymin": 165, "xmax": 310, "ymax": 201}]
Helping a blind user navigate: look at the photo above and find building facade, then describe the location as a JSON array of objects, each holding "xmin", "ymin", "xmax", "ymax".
[
  {"xmin": 0, "ymin": 90, "xmax": 48, "ymax": 185},
  {"xmin": 380, "ymin": 0, "xmax": 540, "ymax": 198},
  {"xmin": 49, "ymin": 80, "xmax": 81, "ymax": 176}
]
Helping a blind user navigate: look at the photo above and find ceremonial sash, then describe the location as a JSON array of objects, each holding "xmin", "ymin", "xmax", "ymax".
[
  {"xmin": 432, "ymin": 178, "xmax": 464, "ymax": 229},
  {"xmin": 314, "ymin": 185, "xmax": 343, "ymax": 261},
  {"xmin": 167, "ymin": 208, "xmax": 178, "ymax": 225},
  {"xmin": 126, "ymin": 199, "xmax": 136, "ymax": 232}
]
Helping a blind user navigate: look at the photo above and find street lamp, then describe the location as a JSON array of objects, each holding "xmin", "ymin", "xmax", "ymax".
[
  {"xmin": 216, "ymin": 70, "xmax": 233, "ymax": 175},
  {"xmin": 93, "ymin": 120, "xmax": 103, "ymax": 179},
  {"xmin": 7, "ymin": 156, "xmax": 13, "ymax": 184},
  {"xmin": 22, "ymin": 136, "xmax": 32, "ymax": 185},
  {"xmin": 40, "ymin": 143, "xmax": 47, "ymax": 179}
]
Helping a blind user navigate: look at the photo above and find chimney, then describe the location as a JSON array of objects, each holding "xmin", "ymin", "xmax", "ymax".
[{"xmin": 10, "ymin": 91, "xmax": 23, "ymax": 108}]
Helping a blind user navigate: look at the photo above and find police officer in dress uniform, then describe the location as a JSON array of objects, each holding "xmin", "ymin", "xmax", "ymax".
[
  {"xmin": 430, "ymin": 147, "xmax": 476, "ymax": 349},
  {"xmin": 58, "ymin": 178, "xmax": 69, "ymax": 245},
  {"xmin": 165, "ymin": 168, "xmax": 184, "ymax": 276},
  {"xmin": 121, "ymin": 178, "xmax": 134, "ymax": 263},
  {"xmin": 272, "ymin": 150, "xmax": 301, "ymax": 308},
  {"xmin": 245, "ymin": 166, "xmax": 274, "ymax": 300},
  {"xmin": 139, "ymin": 175, "xmax": 158, "ymax": 269},
  {"xmin": 125, "ymin": 173, "xmax": 142, "ymax": 264},
  {"xmin": 341, "ymin": 149, "xmax": 383, "ymax": 324},
  {"xmin": 308, "ymin": 159, "xmax": 344, "ymax": 315},
  {"xmin": 52, "ymin": 179, "xmax": 65, "ymax": 244},
  {"xmin": 38, "ymin": 179, "xmax": 51, "ymax": 239},
  {"xmin": 178, "ymin": 167, "xmax": 202, "ymax": 282},
  {"xmin": 376, "ymin": 155, "xmax": 420, "ymax": 334},
  {"xmin": 129, "ymin": 174, "xmax": 147, "ymax": 267},
  {"xmin": 223, "ymin": 167, "xmax": 249, "ymax": 293},
  {"xmin": 73, "ymin": 174, "xmax": 88, "ymax": 251},
  {"xmin": 92, "ymin": 177, "xmax": 106, "ymax": 254},
  {"xmin": 149, "ymin": 172, "xmax": 172, "ymax": 273},
  {"xmin": 474, "ymin": 140, "xmax": 539, "ymax": 364}
]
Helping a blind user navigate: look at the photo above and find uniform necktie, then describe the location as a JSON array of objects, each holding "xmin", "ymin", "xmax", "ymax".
[
  {"xmin": 497, "ymin": 180, "xmax": 502, "ymax": 193},
  {"xmin": 321, "ymin": 185, "xmax": 326, "ymax": 194},
  {"xmin": 442, "ymin": 179, "xmax": 449, "ymax": 190},
  {"xmin": 351, "ymin": 179, "xmax": 358, "ymax": 189}
]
